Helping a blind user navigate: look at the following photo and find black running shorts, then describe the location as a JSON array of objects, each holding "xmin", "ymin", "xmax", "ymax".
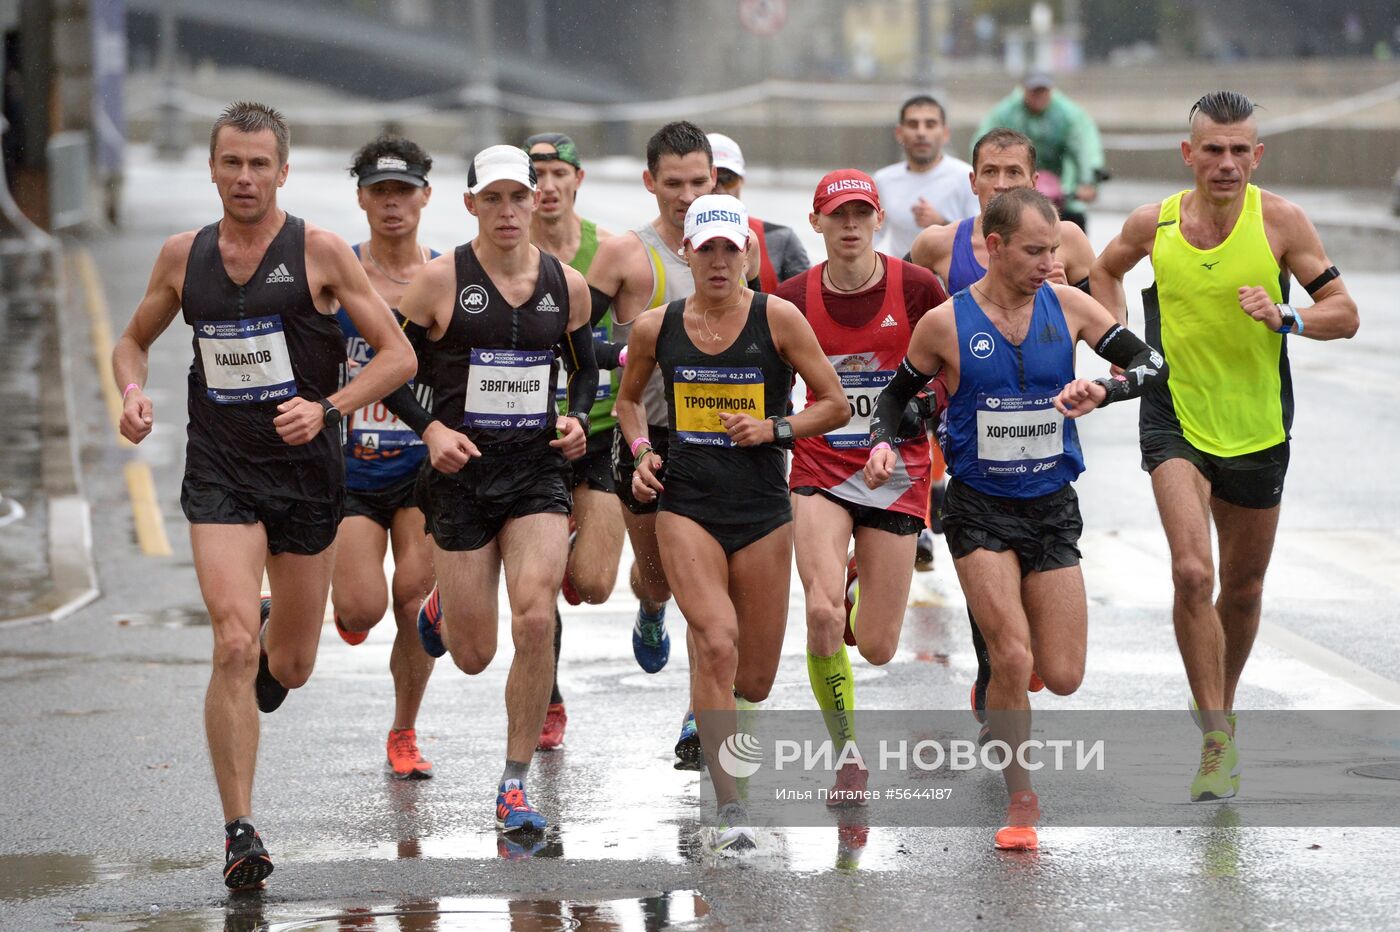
[
  {"xmin": 181, "ymin": 477, "xmax": 342, "ymax": 556},
  {"xmin": 612, "ymin": 426, "xmax": 670, "ymax": 516},
  {"xmin": 344, "ymin": 474, "xmax": 420, "ymax": 530},
  {"xmin": 570, "ymin": 430, "xmax": 616, "ymax": 494},
  {"xmin": 1141, "ymin": 432, "xmax": 1289, "ymax": 510},
  {"xmin": 941, "ymin": 478, "xmax": 1082, "ymax": 576},
  {"xmin": 791, "ymin": 486, "xmax": 924, "ymax": 536},
  {"xmin": 417, "ymin": 451, "xmax": 571, "ymax": 552}
]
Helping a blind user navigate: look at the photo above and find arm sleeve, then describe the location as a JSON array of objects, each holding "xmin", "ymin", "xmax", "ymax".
[
  {"xmin": 560, "ymin": 321, "xmax": 600, "ymax": 415},
  {"xmin": 1091, "ymin": 324, "xmax": 1169, "ymax": 405},
  {"xmin": 588, "ymin": 286, "xmax": 614, "ymax": 327},
  {"xmin": 870, "ymin": 356, "xmax": 937, "ymax": 446},
  {"xmin": 380, "ymin": 321, "xmax": 435, "ymax": 436},
  {"xmin": 594, "ymin": 337, "xmax": 625, "ymax": 370}
]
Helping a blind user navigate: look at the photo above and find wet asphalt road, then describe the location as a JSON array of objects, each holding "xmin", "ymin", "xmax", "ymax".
[{"xmin": 1, "ymin": 146, "xmax": 1399, "ymax": 930}]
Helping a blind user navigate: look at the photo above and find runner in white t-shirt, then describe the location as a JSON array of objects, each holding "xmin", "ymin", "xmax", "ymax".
[{"xmin": 872, "ymin": 94, "xmax": 978, "ymax": 258}]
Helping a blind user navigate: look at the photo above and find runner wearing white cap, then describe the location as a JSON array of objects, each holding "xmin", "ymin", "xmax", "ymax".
[
  {"xmin": 708, "ymin": 132, "xmax": 810, "ymax": 288},
  {"xmin": 588, "ymin": 122, "xmax": 759, "ymax": 768},
  {"xmin": 616, "ymin": 194, "xmax": 848, "ymax": 850},
  {"xmin": 397, "ymin": 144, "xmax": 599, "ymax": 835}
]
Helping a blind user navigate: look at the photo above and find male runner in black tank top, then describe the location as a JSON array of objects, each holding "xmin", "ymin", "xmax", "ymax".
[
  {"xmin": 113, "ymin": 102, "xmax": 416, "ymax": 890},
  {"xmin": 396, "ymin": 145, "xmax": 597, "ymax": 835}
]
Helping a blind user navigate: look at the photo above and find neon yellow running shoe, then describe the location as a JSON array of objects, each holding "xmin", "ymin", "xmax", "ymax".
[
  {"xmin": 1190, "ymin": 731, "xmax": 1238, "ymax": 802},
  {"xmin": 1189, "ymin": 699, "xmax": 1240, "ymax": 791}
]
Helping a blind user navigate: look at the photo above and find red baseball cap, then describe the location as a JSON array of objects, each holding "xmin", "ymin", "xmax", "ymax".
[{"xmin": 813, "ymin": 169, "xmax": 881, "ymax": 214}]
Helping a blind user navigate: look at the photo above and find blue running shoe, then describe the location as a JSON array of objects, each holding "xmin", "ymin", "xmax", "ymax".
[
  {"xmin": 632, "ymin": 604, "xmax": 670, "ymax": 673},
  {"xmin": 417, "ymin": 586, "xmax": 445, "ymax": 658},
  {"xmin": 674, "ymin": 711, "xmax": 703, "ymax": 771},
  {"xmin": 496, "ymin": 780, "xmax": 547, "ymax": 833}
]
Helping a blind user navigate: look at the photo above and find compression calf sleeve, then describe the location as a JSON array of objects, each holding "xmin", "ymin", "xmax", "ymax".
[{"xmin": 807, "ymin": 646, "xmax": 856, "ymax": 748}]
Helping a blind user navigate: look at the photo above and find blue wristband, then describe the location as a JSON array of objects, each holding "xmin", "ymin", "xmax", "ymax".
[{"xmin": 1294, "ymin": 306, "xmax": 1305, "ymax": 335}]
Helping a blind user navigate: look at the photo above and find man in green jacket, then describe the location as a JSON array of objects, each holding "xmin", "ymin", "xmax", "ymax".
[{"xmin": 977, "ymin": 72, "xmax": 1104, "ymax": 231}]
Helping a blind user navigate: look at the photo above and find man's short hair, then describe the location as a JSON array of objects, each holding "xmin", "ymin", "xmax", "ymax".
[
  {"xmin": 349, "ymin": 134, "xmax": 432, "ymax": 185},
  {"xmin": 899, "ymin": 94, "xmax": 947, "ymax": 124},
  {"xmin": 646, "ymin": 121, "xmax": 711, "ymax": 175},
  {"xmin": 971, "ymin": 128, "xmax": 1037, "ymax": 172},
  {"xmin": 210, "ymin": 101, "xmax": 289, "ymax": 165},
  {"xmin": 981, "ymin": 187, "xmax": 1058, "ymax": 244},
  {"xmin": 1189, "ymin": 90, "xmax": 1258, "ymax": 128}
]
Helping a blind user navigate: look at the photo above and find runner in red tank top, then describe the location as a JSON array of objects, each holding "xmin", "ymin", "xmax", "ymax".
[{"xmin": 775, "ymin": 169, "xmax": 947, "ymax": 805}]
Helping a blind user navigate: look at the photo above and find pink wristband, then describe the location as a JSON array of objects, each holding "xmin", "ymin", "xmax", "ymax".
[
  {"xmin": 872, "ymin": 441, "xmax": 892, "ymax": 453},
  {"xmin": 618, "ymin": 346, "xmax": 628, "ymax": 367},
  {"xmin": 630, "ymin": 436, "xmax": 651, "ymax": 458},
  {"xmin": 122, "ymin": 382, "xmax": 141, "ymax": 400}
]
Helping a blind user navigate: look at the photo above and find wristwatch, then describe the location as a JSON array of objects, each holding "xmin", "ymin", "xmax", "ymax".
[
  {"xmin": 567, "ymin": 411, "xmax": 592, "ymax": 436},
  {"xmin": 769, "ymin": 416, "xmax": 794, "ymax": 449},
  {"xmin": 1275, "ymin": 304, "xmax": 1297, "ymax": 334},
  {"xmin": 319, "ymin": 398, "xmax": 342, "ymax": 429}
]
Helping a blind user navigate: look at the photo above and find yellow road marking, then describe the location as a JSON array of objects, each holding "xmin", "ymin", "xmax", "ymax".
[
  {"xmin": 123, "ymin": 461, "xmax": 172, "ymax": 556},
  {"xmin": 74, "ymin": 247, "xmax": 172, "ymax": 556}
]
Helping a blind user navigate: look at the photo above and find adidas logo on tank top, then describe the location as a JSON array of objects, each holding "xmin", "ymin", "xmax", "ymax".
[
  {"xmin": 880, "ymin": 314, "xmax": 898, "ymax": 328},
  {"xmin": 745, "ymin": 342, "xmax": 761, "ymax": 354},
  {"xmin": 535, "ymin": 293, "xmax": 560, "ymax": 313},
  {"xmin": 264, "ymin": 262, "xmax": 294, "ymax": 284}
]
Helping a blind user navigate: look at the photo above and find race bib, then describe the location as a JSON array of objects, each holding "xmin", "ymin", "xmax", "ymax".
[
  {"xmin": 825, "ymin": 370, "xmax": 893, "ymax": 449},
  {"xmin": 196, "ymin": 315, "xmax": 296, "ymax": 405},
  {"xmin": 464, "ymin": 348, "xmax": 552, "ymax": 430},
  {"xmin": 555, "ymin": 325, "xmax": 612, "ymax": 403},
  {"xmin": 975, "ymin": 394, "xmax": 1064, "ymax": 478},
  {"xmin": 673, "ymin": 366, "xmax": 763, "ymax": 447}
]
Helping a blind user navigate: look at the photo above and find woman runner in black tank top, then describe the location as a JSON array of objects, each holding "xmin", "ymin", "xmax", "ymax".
[
  {"xmin": 655, "ymin": 293, "xmax": 792, "ymax": 539},
  {"xmin": 181, "ymin": 214, "xmax": 345, "ymax": 502},
  {"xmin": 614, "ymin": 195, "xmax": 849, "ymax": 844}
]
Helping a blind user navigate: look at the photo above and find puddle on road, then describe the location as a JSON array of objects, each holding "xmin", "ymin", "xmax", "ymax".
[
  {"xmin": 79, "ymin": 890, "xmax": 710, "ymax": 931},
  {"xmin": 113, "ymin": 606, "xmax": 211, "ymax": 628},
  {"xmin": 0, "ymin": 852, "xmax": 204, "ymax": 901}
]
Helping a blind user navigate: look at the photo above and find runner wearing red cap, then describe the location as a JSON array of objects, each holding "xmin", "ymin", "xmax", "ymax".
[{"xmin": 775, "ymin": 170, "xmax": 947, "ymax": 806}]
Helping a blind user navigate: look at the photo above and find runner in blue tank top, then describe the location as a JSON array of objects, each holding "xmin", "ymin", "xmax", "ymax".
[
  {"xmin": 327, "ymin": 135, "xmax": 441, "ymax": 783},
  {"xmin": 911, "ymin": 128, "xmax": 1095, "ymax": 296},
  {"xmin": 866, "ymin": 189, "xmax": 1167, "ymax": 852}
]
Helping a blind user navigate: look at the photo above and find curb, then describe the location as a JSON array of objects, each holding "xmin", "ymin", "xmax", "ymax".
[{"xmin": 0, "ymin": 242, "xmax": 100, "ymax": 627}]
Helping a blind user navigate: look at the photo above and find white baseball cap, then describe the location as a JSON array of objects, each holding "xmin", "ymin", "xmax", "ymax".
[
  {"xmin": 467, "ymin": 144, "xmax": 537, "ymax": 194},
  {"xmin": 707, "ymin": 132, "xmax": 745, "ymax": 177},
  {"xmin": 684, "ymin": 194, "xmax": 750, "ymax": 249}
]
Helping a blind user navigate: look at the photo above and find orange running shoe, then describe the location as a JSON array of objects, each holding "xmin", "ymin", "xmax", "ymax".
[
  {"xmin": 826, "ymin": 759, "xmax": 870, "ymax": 808},
  {"xmin": 386, "ymin": 728, "xmax": 433, "ymax": 780},
  {"xmin": 334, "ymin": 613, "xmax": 369, "ymax": 646},
  {"xmin": 537, "ymin": 702, "xmax": 568, "ymax": 751},
  {"xmin": 994, "ymin": 790, "xmax": 1040, "ymax": 850},
  {"xmin": 1028, "ymin": 670, "xmax": 1045, "ymax": 692}
]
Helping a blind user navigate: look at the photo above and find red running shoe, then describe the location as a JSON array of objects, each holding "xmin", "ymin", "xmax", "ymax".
[
  {"xmin": 334, "ymin": 613, "xmax": 369, "ymax": 646},
  {"xmin": 537, "ymin": 702, "xmax": 568, "ymax": 751}
]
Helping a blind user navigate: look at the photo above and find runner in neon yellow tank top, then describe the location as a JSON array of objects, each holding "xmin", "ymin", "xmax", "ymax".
[
  {"xmin": 1094, "ymin": 91, "xmax": 1359, "ymax": 802},
  {"xmin": 525, "ymin": 132, "xmax": 621, "ymax": 753}
]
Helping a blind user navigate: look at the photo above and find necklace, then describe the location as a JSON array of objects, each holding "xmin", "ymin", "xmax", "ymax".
[
  {"xmin": 824, "ymin": 256, "xmax": 880, "ymax": 293},
  {"xmin": 367, "ymin": 244, "xmax": 423, "ymax": 285},
  {"xmin": 695, "ymin": 296, "xmax": 745, "ymax": 343},
  {"xmin": 972, "ymin": 283, "xmax": 1033, "ymax": 313}
]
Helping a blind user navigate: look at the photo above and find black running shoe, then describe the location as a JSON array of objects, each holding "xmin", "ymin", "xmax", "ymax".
[
  {"xmin": 674, "ymin": 712, "xmax": 703, "ymax": 771},
  {"xmin": 255, "ymin": 596, "xmax": 288, "ymax": 714},
  {"xmin": 223, "ymin": 822, "xmax": 274, "ymax": 890}
]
